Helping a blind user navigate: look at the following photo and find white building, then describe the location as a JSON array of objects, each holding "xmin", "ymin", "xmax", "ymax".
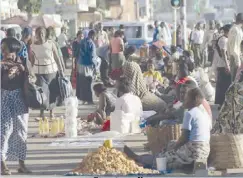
[
  {"xmin": 1, "ymin": 0, "xmax": 20, "ymax": 20},
  {"xmin": 137, "ymin": 0, "xmax": 153, "ymax": 20}
]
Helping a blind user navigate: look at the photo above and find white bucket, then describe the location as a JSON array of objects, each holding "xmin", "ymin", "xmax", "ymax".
[{"xmin": 156, "ymin": 157, "xmax": 167, "ymax": 171}]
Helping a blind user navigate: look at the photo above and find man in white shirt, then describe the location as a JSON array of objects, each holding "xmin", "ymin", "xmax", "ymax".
[
  {"xmin": 227, "ymin": 13, "xmax": 243, "ymax": 81},
  {"xmin": 111, "ymin": 77, "xmax": 142, "ymax": 133},
  {"xmin": 58, "ymin": 27, "xmax": 69, "ymax": 68},
  {"xmin": 95, "ymin": 22, "xmax": 109, "ymax": 48},
  {"xmin": 191, "ymin": 23, "xmax": 204, "ymax": 67},
  {"xmin": 83, "ymin": 22, "xmax": 94, "ymax": 39},
  {"xmin": 201, "ymin": 20, "xmax": 217, "ymax": 65}
]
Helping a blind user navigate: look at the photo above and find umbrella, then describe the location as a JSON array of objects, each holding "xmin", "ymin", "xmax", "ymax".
[
  {"xmin": 29, "ymin": 15, "xmax": 62, "ymax": 28},
  {"xmin": 2, "ymin": 15, "xmax": 28, "ymax": 27}
]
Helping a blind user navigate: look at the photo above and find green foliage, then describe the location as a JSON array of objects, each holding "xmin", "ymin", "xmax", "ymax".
[{"xmin": 17, "ymin": 0, "xmax": 42, "ymax": 14}]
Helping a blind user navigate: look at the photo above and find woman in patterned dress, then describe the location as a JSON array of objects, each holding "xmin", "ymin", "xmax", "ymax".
[
  {"xmin": 122, "ymin": 61, "xmax": 167, "ymax": 113},
  {"xmin": 212, "ymin": 69, "xmax": 243, "ymax": 134},
  {"xmin": 1, "ymin": 38, "xmax": 31, "ymax": 175}
]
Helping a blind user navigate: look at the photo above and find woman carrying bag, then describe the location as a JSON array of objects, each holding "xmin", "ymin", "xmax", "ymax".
[
  {"xmin": 31, "ymin": 27, "xmax": 64, "ymax": 119},
  {"xmin": 1, "ymin": 38, "xmax": 31, "ymax": 175}
]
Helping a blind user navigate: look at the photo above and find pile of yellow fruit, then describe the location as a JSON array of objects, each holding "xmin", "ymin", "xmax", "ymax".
[{"xmin": 72, "ymin": 146, "xmax": 159, "ymax": 175}]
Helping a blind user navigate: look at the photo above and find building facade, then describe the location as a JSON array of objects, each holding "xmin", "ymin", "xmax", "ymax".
[{"xmin": 1, "ymin": 0, "xmax": 20, "ymax": 20}]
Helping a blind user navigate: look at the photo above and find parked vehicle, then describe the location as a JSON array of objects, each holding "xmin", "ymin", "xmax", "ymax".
[{"xmin": 102, "ymin": 21, "xmax": 154, "ymax": 48}]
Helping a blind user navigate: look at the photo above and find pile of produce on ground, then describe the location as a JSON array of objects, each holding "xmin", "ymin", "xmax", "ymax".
[
  {"xmin": 77, "ymin": 120, "xmax": 101, "ymax": 135},
  {"xmin": 71, "ymin": 146, "xmax": 159, "ymax": 175}
]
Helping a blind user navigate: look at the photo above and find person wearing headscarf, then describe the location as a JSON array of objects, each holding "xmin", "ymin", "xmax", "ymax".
[
  {"xmin": 1, "ymin": 38, "xmax": 31, "ymax": 175},
  {"xmin": 122, "ymin": 60, "xmax": 167, "ymax": 113}
]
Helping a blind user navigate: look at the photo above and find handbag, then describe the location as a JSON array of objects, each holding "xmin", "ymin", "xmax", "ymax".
[
  {"xmin": 58, "ymin": 74, "xmax": 73, "ymax": 103},
  {"xmin": 23, "ymin": 55, "xmax": 50, "ymax": 109}
]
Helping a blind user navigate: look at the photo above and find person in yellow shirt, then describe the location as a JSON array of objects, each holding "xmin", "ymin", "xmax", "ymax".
[{"xmin": 143, "ymin": 60, "xmax": 163, "ymax": 93}]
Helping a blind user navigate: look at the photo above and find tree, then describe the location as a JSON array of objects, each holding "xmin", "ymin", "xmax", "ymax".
[{"xmin": 17, "ymin": 0, "xmax": 42, "ymax": 19}]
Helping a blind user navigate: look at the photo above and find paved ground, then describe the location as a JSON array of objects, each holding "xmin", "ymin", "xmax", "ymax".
[
  {"xmin": 3, "ymin": 64, "xmax": 243, "ymax": 177},
  {"xmin": 5, "ymin": 65, "xmax": 151, "ymax": 177}
]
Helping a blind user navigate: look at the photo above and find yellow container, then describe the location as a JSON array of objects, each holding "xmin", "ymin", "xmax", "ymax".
[
  {"xmin": 103, "ymin": 139, "xmax": 113, "ymax": 148},
  {"xmin": 43, "ymin": 117, "xmax": 49, "ymax": 135},
  {"xmin": 38, "ymin": 119, "xmax": 43, "ymax": 136},
  {"xmin": 51, "ymin": 119, "xmax": 59, "ymax": 136}
]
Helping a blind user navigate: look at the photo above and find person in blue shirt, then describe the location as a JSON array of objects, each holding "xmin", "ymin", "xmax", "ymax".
[
  {"xmin": 1, "ymin": 28, "xmax": 28, "ymax": 64},
  {"xmin": 76, "ymin": 30, "xmax": 98, "ymax": 104},
  {"xmin": 124, "ymin": 88, "xmax": 211, "ymax": 170},
  {"xmin": 153, "ymin": 21, "xmax": 160, "ymax": 42}
]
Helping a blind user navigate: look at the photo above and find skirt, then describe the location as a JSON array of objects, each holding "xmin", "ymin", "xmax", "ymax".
[
  {"xmin": 36, "ymin": 72, "xmax": 58, "ymax": 109},
  {"xmin": 76, "ymin": 73, "xmax": 93, "ymax": 102},
  {"xmin": 136, "ymin": 141, "xmax": 210, "ymax": 170},
  {"xmin": 1, "ymin": 89, "xmax": 29, "ymax": 161},
  {"xmin": 111, "ymin": 53, "xmax": 125, "ymax": 70},
  {"xmin": 215, "ymin": 67, "xmax": 231, "ymax": 105}
]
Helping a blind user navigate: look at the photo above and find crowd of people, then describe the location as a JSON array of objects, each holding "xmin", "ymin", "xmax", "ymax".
[{"xmin": 1, "ymin": 13, "xmax": 243, "ymax": 175}]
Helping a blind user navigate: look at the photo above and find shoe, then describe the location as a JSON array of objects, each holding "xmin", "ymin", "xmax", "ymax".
[{"xmin": 1, "ymin": 168, "xmax": 11, "ymax": 175}]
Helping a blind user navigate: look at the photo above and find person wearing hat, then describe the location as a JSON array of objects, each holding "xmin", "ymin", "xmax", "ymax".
[{"xmin": 227, "ymin": 13, "xmax": 243, "ymax": 82}]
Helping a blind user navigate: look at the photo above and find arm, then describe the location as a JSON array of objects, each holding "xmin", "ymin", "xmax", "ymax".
[
  {"xmin": 173, "ymin": 111, "xmax": 192, "ymax": 150},
  {"xmin": 219, "ymin": 38, "xmax": 230, "ymax": 71},
  {"xmin": 229, "ymin": 29, "xmax": 241, "ymax": 66},
  {"xmin": 90, "ymin": 41, "xmax": 97, "ymax": 65},
  {"xmin": 97, "ymin": 93, "xmax": 107, "ymax": 119},
  {"xmin": 120, "ymin": 38, "xmax": 125, "ymax": 52},
  {"xmin": 173, "ymin": 129, "xmax": 190, "ymax": 150},
  {"xmin": 52, "ymin": 42, "xmax": 64, "ymax": 74}
]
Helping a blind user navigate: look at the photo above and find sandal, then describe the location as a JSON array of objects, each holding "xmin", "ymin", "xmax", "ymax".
[{"xmin": 1, "ymin": 169, "xmax": 11, "ymax": 175}]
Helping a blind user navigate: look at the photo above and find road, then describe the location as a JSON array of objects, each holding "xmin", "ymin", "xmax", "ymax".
[
  {"xmin": 3, "ymin": 64, "xmax": 242, "ymax": 177},
  {"xmin": 5, "ymin": 65, "xmax": 150, "ymax": 177}
]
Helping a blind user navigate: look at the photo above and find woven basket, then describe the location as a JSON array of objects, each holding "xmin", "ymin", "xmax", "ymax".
[
  {"xmin": 209, "ymin": 134, "xmax": 243, "ymax": 170},
  {"xmin": 146, "ymin": 124, "xmax": 181, "ymax": 155}
]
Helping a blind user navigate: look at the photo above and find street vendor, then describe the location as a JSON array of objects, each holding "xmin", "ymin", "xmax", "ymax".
[
  {"xmin": 124, "ymin": 88, "xmax": 211, "ymax": 170},
  {"xmin": 87, "ymin": 83, "xmax": 116, "ymax": 125}
]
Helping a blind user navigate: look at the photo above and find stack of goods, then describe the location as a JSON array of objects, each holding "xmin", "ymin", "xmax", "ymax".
[
  {"xmin": 70, "ymin": 146, "xmax": 159, "ymax": 175},
  {"xmin": 146, "ymin": 123, "xmax": 181, "ymax": 155},
  {"xmin": 38, "ymin": 117, "xmax": 65, "ymax": 137},
  {"xmin": 77, "ymin": 120, "xmax": 101, "ymax": 135},
  {"xmin": 209, "ymin": 134, "xmax": 243, "ymax": 169},
  {"xmin": 65, "ymin": 97, "xmax": 79, "ymax": 138}
]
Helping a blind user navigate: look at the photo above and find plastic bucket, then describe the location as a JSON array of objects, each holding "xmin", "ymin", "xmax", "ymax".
[{"xmin": 156, "ymin": 157, "xmax": 167, "ymax": 171}]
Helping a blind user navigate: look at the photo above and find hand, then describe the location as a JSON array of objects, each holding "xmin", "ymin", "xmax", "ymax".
[{"xmin": 226, "ymin": 63, "xmax": 230, "ymax": 73}]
